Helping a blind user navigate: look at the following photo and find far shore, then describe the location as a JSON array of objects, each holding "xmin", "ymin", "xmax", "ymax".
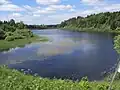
[{"xmin": 60, "ymin": 27, "xmax": 120, "ymax": 34}]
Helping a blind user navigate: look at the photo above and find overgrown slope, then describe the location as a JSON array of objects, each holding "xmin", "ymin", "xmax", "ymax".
[
  {"xmin": 0, "ymin": 19, "xmax": 33, "ymax": 41},
  {"xmin": 59, "ymin": 11, "xmax": 120, "ymax": 32},
  {"xmin": 0, "ymin": 66, "xmax": 120, "ymax": 90}
]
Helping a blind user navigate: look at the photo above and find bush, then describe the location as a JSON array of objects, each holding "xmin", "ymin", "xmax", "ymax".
[
  {"xmin": 0, "ymin": 28, "xmax": 5, "ymax": 39},
  {"xmin": 3, "ymin": 29, "xmax": 33, "ymax": 41},
  {"xmin": 1, "ymin": 24, "xmax": 16, "ymax": 32},
  {"xmin": 5, "ymin": 36, "xmax": 15, "ymax": 41},
  {"xmin": 5, "ymin": 32, "xmax": 14, "ymax": 37},
  {"xmin": 116, "ymin": 27, "xmax": 120, "ymax": 31},
  {"xmin": 15, "ymin": 29, "xmax": 33, "ymax": 38},
  {"xmin": 14, "ymin": 35, "xmax": 25, "ymax": 39},
  {"xmin": 0, "ymin": 20, "xmax": 34, "ymax": 41},
  {"xmin": 114, "ymin": 35, "xmax": 120, "ymax": 54},
  {"xmin": 5, "ymin": 32, "xmax": 26, "ymax": 41}
]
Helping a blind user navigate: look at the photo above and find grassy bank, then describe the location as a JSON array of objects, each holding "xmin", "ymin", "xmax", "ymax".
[
  {"xmin": 0, "ymin": 35, "xmax": 48, "ymax": 51},
  {"xmin": 61, "ymin": 27, "xmax": 120, "ymax": 34},
  {"xmin": 0, "ymin": 66, "xmax": 120, "ymax": 90}
]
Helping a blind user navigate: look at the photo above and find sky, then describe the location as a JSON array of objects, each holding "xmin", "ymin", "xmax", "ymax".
[{"xmin": 0, "ymin": 0, "xmax": 120, "ymax": 25}]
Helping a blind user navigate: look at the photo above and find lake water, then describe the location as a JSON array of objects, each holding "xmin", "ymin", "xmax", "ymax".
[{"xmin": 0, "ymin": 29, "xmax": 118, "ymax": 81}]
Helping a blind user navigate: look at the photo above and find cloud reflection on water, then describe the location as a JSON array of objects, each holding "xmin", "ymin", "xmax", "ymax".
[
  {"xmin": 0, "ymin": 37, "xmax": 97, "ymax": 65},
  {"xmin": 2, "ymin": 47, "xmax": 20, "ymax": 54},
  {"xmin": 37, "ymin": 38, "xmax": 96, "ymax": 56}
]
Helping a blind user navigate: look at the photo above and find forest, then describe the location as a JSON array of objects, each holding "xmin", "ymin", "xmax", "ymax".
[
  {"xmin": 59, "ymin": 11, "xmax": 120, "ymax": 32},
  {"xmin": 0, "ymin": 19, "xmax": 33, "ymax": 41}
]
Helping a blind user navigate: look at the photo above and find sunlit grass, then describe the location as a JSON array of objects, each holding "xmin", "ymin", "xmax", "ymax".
[{"xmin": 0, "ymin": 35, "xmax": 48, "ymax": 51}]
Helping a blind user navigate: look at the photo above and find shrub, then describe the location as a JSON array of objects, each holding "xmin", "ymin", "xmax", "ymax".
[
  {"xmin": 116, "ymin": 27, "xmax": 120, "ymax": 31},
  {"xmin": 5, "ymin": 36, "xmax": 15, "ymax": 41},
  {"xmin": 14, "ymin": 35, "xmax": 25, "ymax": 39},
  {"xmin": 1, "ymin": 24, "xmax": 16, "ymax": 32},
  {"xmin": 15, "ymin": 29, "xmax": 33, "ymax": 38},
  {"xmin": 0, "ymin": 28, "xmax": 5, "ymax": 39},
  {"xmin": 114, "ymin": 35, "xmax": 120, "ymax": 54},
  {"xmin": 5, "ymin": 32, "xmax": 14, "ymax": 36}
]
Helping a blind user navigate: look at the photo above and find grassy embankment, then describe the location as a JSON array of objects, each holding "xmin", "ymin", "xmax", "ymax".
[
  {"xmin": 61, "ymin": 27, "xmax": 120, "ymax": 34},
  {"xmin": 0, "ymin": 66, "xmax": 120, "ymax": 90},
  {"xmin": 0, "ymin": 35, "xmax": 48, "ymax": 51}
]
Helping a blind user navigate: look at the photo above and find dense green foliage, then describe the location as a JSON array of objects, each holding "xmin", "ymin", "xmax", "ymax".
[
  {"xmin": 114, "ymin": 35, "xmax": 120, "ymax": 54},
  {"xmin": 0, "ymin": 28, "xmax": 5, "ymax": 39},
  {"xmin": 0, "ymin": 19, "xmax": 33, "ymax": 41},
  {"xmin": 0, "ymin": 66, "xmax": 120, "ymax": 90},
  {"xmin": 59, "ymin": 11, "xmax": 120, "ymax": 32}
]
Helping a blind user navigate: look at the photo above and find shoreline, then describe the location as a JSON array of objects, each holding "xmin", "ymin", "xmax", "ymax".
[
  {"xmin": 0, "ymin": 66, "xmax": 117, "ymax": 90},
  {"xmin": 0, "ymin": 35, "xmax": 48, "ymax": 51},
  {"xmin": 0, "ymin": 29, "xmax": 120, "ymax": 89},
  {"xmin": 60, "ymin": 27, "xmax": 120, "ymax": 34}
]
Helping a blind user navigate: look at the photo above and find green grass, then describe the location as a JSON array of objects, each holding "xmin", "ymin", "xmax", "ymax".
[
  {"xmin": 60, "ymin": 27, "xmax": 120, "ymax": 34},
  {"xmin": 0, "ymin": 35, "xmax": 48, "ymax": 51},
  {"xmin": 0, "ymin": 66, "xmax": 120, "ymax": 90}
]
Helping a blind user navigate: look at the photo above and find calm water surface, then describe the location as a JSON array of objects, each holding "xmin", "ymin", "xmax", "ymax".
[{"xmin": 0, "ymin": 29, "xmax": 118, "ymax": 80}]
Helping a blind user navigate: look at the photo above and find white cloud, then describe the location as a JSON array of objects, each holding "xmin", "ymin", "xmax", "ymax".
[
  {"xmin": 23, "ymin": 4, "xmax": 74, "ymax": 15},
  {"xmin": 23, "ymin": 5, "xmax": 34, "ymax": 11},
  {"xmin": 23, "ymin": 5, "xmax": 55, "ymax": 15},
  {"xmin": 3, "ymin": 13, "xmax": 23, "ymax": 22},
  {"xmin": 34, "ymin": 9, "xmax": 55, "ymax": 14},
  {"xmin": 81, "ymin": 0, "xmax": 104, "ymax": 5},
  {"xmin": 0, "ymin": 0, "xmax": 10, "ymax": 5},
  {"xmin": 12, "ymin": 13, "xmax": 22, "ymax": 17},
  {"xmin": 0, "ymin": 4, "xmax": 23, "ymax": 11},
  {"xmin": 0, "ymin": 0, "xmax": 24, "ymax": 12},
  {"xmin": 46, "ymin": 5, "xmax": 73, "ymax": 11},
  {"xmin": 23, "ymin": 5, "xmax": 40, "ymax": 11},
  {"xmin": 33, "ymin": 14, "xmax": 41, "ymax": 17},
  {"xmin": 36, "ymin": 0, "xmax": 60, "ymax": 5},
  {"xmin": 103, "ymin": 4, "xmax": 120, "ymax": 11},
  {"xmin": 69, "ymin": 9, "xmax": 75, "ymax": 12},
  {"xmin": 81, "ymin": 0, "xmax": 101, "ymax": 3}
]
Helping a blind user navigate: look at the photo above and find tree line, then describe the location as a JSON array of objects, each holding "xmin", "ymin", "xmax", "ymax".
[
  {"xmin": 26, "ymin": 24, "xmax": 57, "ymax": 29},
  {"xmin": 59, "ymin": 11, "xmax": 120, "ymax": 31}
]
